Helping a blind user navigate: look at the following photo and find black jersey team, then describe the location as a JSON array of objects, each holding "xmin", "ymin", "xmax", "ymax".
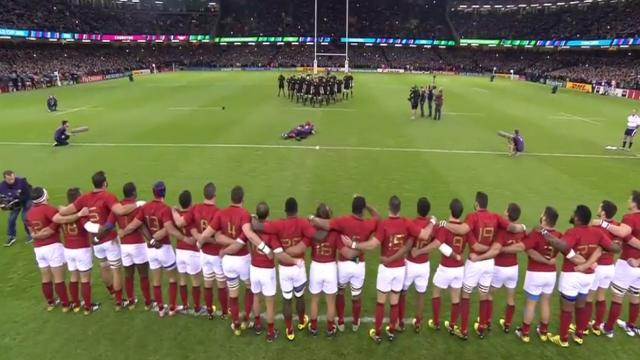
[
  {"xmin": 278, "ymin": 73, "xmax": 354, "ymax": 107},
  {"xmin": 409, "ymin": 85, "xmax": 440, "ymax": 120}
]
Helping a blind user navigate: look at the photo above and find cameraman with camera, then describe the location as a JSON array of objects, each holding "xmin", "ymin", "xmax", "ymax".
[{"xmin": 1, "ymin": 170, "xmax": 32, "ymax": 246}]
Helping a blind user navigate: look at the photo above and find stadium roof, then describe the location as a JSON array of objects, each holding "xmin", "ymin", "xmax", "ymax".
[{"xmin": 451, "ymin": 0, "xmax": 622, "ymax": 10}]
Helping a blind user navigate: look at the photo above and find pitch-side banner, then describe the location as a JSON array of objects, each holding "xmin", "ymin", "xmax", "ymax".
[{"xmin": 566, "ymin": 81, "xmax": 593, "ymax": 93}]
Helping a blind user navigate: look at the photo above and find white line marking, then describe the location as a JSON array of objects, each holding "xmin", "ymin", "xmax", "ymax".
[
  {"xmin": 167, "ymin": 107, "xmax": 223, "ymax": 110},
  {"xmin": 0, "ymin": 141, "xmax": 637, "ymax": 160},
  {"xmin": 471, "ymin": 87, "xmax": 489, "ymax": 93},
  {"xmin": 286, "ymin": 107, "xmax": 355, "ymax": 112},
  {"xmin": 53, "ymin": 106, "xmax": 93, "ymax": 116},
  {"xmin": 444, "ymin": 112, "xmax": 483, "ymax": 116},
  {"xmin": 558, "ymin": 112, "xmax": 601, "ymax": 125}
]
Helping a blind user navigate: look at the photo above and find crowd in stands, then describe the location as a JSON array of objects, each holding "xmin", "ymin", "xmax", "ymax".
[{"xmin": 1, "ymin": 42, "xmax": 638, "ymax": 91}]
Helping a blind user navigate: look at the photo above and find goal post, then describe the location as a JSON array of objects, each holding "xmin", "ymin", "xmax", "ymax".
[{"xmin": 314, "ymin": 0, "xmax": 349, "ymax": 74}]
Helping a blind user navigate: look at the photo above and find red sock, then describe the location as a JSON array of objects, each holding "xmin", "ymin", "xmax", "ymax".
[
  {"xmin": 398, "ymin": 293, "xmax": 406, "ymax": 326},
  {"xmin": 254, "ymin": 315, "xmax": 262, "ymax": 328},
  {"xmin": 268, "ymin": 322, "xmax": 275, "ymax": 336},
  {"xmin": 192, "ymin": 286, "xmax": 201, "ymax": 311},
  {"xmin": 521, "ymin": 322, "xmax": 530, "ymax": 336},
  {"xmin": 140, "ymin": 276, "xmax": 151, "ymax": 305},
  {"xmin": 114, "ymin": 288, "xmax": 123, "ymax": 305},
  {"xmin": 375, "ymin": 302, "xmax": 385, "ymax": 335},
  {"xmin": 244, "ymin": 288, "xmax": 253, "ymax": 322},
  {"xmin": 352, "ymin": 298, "xmax": 362, "ymax": 325},
  {"xmin": 311, "ymin": 318, "xmax": 318, "ymax": 331},
  {"xmin": 297, "ymin": 305, "xmax": 305, "ymax": 324},
  {"xmin": 629, "ymin": 302, "xmax": 640, "ymax": 326},
  {"xmin": 505, "ymin": 304, "xmax": 515, "ymax": 325},
  {"xmin": 539, "ymin": 322, "xmax": 548, "ymax": 334},
  {"xmin": 69, "ymin": 281, "xmax": 79, "ymax": 307},
  {"xmin": 595, "ymin": 300, "xmax": 607, "ymax": 327},
  {"xmin": 450, "ymin": 302, "xmax": 459, "ymax": 326},
  {"xmin": 584, "ymin": 301, "xmax": 594, "ymax": 329},
  {"xmin": 106, "ymin": 284, "xmax": 114, "ymax": 295},
  {"xmin": 218, "ymin": 287, "xmax": 229, "ymax": 315},
  {"xmin": 230, "ymin": 296, "xmax": 240, "ymax": 326},
  {"xmin": 560, "ymin": 310, "xmax": 572, "ymax": 342},
  {"xmin": 168, "ymin": 282, "xmax": 177, "ymax": 310},
  {"xmin": 153, "ymin": 285, "xmax": 164, "ymax": 310},
  {"xmin": 205, "ymin": 287, "xmax": 214, "ymax": 314},
  {"xmin": 336, "ymin": 293, "xmax": 345, "ymax": 324},
  {"xmin": 461, "ymin": 298, "xmax": 470, "ymax": 334},
  {"xmin": 487, "ymin": 299, "xmax": 493, "ymax": 327},
  {"xmin": 327, "ymin": 319, "xmax": 335, "ymax": 331},
  {"xmin": 432, "ymin": 297, "xmax": 441, "ymax": 324},
  {"xmin": 81, "ymin": 282, "xmax": 92, "ymax": 310},
  {"xmin": 606, "ymin": 302, "xmax": 622, "ymax": 331},
  {"xmin": 124, "ymin": 277, "xmax": 134, "ymax": 302},
  {"xmin": 285, "ymin": 313, "xmax": 293, "ymax": 331},
  {"xmin": 179, "ymin": 285, "xmax": 188, "ymax": 307},
  {"xmin": 54, "ymin": 281, "xmax": 69, "ymax": 307},
  {"xmin": 478, "ymin": 300, "xmax": 489, "ymax": 329},
  {"xmin": 42, "ymin": 282, "xmax": 54, "ymax": 304},
  {"xmin": 389, "ymin": 304, "xmax": 399, "ymax": 332},
  {"xmin": 575, "ymin": 306, "xmax": 586, "ymax": 337}
]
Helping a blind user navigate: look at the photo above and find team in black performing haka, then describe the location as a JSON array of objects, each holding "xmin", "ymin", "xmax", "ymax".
[{"xmin": 277, "ymin": 73, "xmax": 355, "ymax": 107}]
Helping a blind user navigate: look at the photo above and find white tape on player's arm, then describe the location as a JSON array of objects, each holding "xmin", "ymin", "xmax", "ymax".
[
  {"xmin": 565, "ymin": 249, "xmax": 577, "ymax": 259},
  {"xmin": 438, "ymin": 243, "xmax": 454, "ymax": 257}
]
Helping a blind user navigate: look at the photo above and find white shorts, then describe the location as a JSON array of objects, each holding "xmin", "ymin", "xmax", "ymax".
[
  {"xmin": 279, "ymin": 264, "xmax": 308, "ymax": 298},
  {"xmin": 376, "ymin": 264, "xmax": 405, "ymax": 293},
  {"xmin": 93, "ymin": 239, "xmax": 122, "ymax": 266},
  {"xmin": 338, "ymin": 261, "xmax": 366, "ymax": 291},
  {"xmin": 403, "ymin": 260, "xmax": 430, "ymax": 293},
  {"xmin": 523, "ymin": 271, "xmax": 556, "ymax": 297},
  {"xmin": 432, "ymin": 265, "xmax": 464, "ymax": 289},
  {"xmin": 34, "ymin": 243, "xmax": 65, "ymax": 269},
  {"xmin": 120, "ymin": 243, "xmax": 148, "ymax": 267},
  {"xmin": 201, "ymin": 253, "xmax": 224, "ymax": 281},
  {"xmin": 463, "ymin": 259, "xmax": 494, "ymax": 291},
  {"xmin": 147, "ymin": 244, "xmax": 176, "ymax": 270},
  {"xmin": 491, "ymin": 265, "xmax": 519, "ymax": 289},
  {"xmin": 559, "ymin": 272, "xmax": 595, "ymax": 298},
  {"xmin": 309, "ymin": 261, "xmax": 338, "ymax": 295},
  {"xmin": 590, "ymin": 264, "xmax": 615, "ymax": 291},
  {"xmin": 222, "ymin": 254, "xmax": 250, "ymax": 283},
  {"xmin": 176, "ymin": 249, "xmax": 202, "ymax": 275},
  {"xmin": 611, "ymin": 259, "xmax": 640, "ymax": 293},
  {"xmin": 64, "ymin": 247, "xmax": 93, "ymax": 272},
  {"xmin": 250, "ymin": 266, "xmax": 277, "ymax": 297}
]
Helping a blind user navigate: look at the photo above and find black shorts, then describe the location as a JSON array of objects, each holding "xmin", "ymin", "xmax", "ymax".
[
  {"xmin": 624, "ymin": 128, "xmax": 637, "ymax": 137},
  {"xmin": 411, "ymin": 102, "xmax": 419, "ymax": 110}
]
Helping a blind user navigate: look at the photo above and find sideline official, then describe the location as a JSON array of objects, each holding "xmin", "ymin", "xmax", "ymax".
[{"xmin": 0, "ymin": 170, "xmax": 32, "ymax": 246}]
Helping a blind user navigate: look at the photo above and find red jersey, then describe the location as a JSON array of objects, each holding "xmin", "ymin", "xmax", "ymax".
[
  {"xmin": 464, "ymin": 209, "xmax": 510, "ymax": 255},
  {"xmin": 72, "ymin": 189, "xmax": 118, "ymax": 243},
  {"xmin": 61, "ymin": 217, "xmax": 90, "ymax": 249},
  {"xmin": 176, "ymin": 208, "xmax": 198, "ymax": 252},
  {"xmin": 561, "ymin": 225, "xmax": 613, "ymax": 274},
  {"xmin": 26, "ymin": 203, "xmax": 61, "ymax": 248},
  {"xmin": 523, "ymin": 229, "xmax": 561, "ymax": 272},
  {"xmin": 330, "ymin": 215, "xmax": 377, "ymax": 262},
  {"xmin": 210, "ymin": 205, "xmax": 251, "ymax": 257},
  {"xmin": 375, "ymin": 216, "xmax": 421, "ymax": 268},
  {"xmin": 593, "ymin": 220, "xmax": 620, "ymax": 265},
  {"xmin": 620, "ymin": 213, "xmax": 640, "ymax": 261},
  {"xmin": 263, "ymin": 216, "xmax": 314, "ymax": 267},
  {"xmin": 250, "ymin": 231, "xmax": 282, "ymax": 269},
  {"xmin": 190, "ymin": 203, "xmax": 220, "ymax": 255},
  {"xmin": 311, "ymin": 231, "xmax": 340, "ymax": 263},
  {"xmin": 494, "ymin": 229, "xmax": 526, "ymax": 267},
  {"xmin": 135, "ymin": 199, "xmax": 172, "ymax": 245},
  {"xmin": 406, "ymin": 216, "xmax": 433, "ymax": 264},
  {"xmin": 435, "ymin": 220, "xmax": 476, "ymax": 268},
  {"xmin": 107, "ymin": 198, "xmax": 144, "ymax": 245}
]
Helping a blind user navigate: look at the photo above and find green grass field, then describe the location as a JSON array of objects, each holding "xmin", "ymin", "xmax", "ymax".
[{"xmin": 1, "ymin": 71, "xmax": 639, "ymax": 360}]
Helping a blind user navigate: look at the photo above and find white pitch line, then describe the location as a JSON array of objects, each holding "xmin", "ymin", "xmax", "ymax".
[
  {"xmin": 444, "ymin": 112, "xmax": 483, "ymax": 116},
  {"xmin": 53, "ymin": 106, "xmax": 93, "ymax": 116},
  {"xmin": 0, "ymin": 141, "xmax": 637, "ymax": 160},
  {"xmin": 167, "ymin": 107, "xmax": 223, "ymax": 110},
  {"xmin": 286, "ymin": 107, "xmax": 355, "ymax": 112},
  {"xmin": 471, "ymin": 87, "xmax": 489, "ymax": 93},
  {"xmin": 558, "ymin": 112, "xmax": 601, "ymax": 125}
]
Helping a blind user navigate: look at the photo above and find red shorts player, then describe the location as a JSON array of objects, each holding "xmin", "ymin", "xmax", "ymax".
[
  {"xmin": 309, "ymin": 195, "xmax": 379, "ymax": 332},
  {"xmin": 542, "ymin": 205, "xmax": 620, "ymax": 347},
  {"xmin": 502, "ymin": 206, "xmax": 561, "ymax": 343},
  {"xmin": 428, "ymin": 199, "xmax": 473, "ymax": 337},
  {"xmin": 26, "ymin": 187, "xmax": 88, "ymax": 312},
  {"xmin": 200, "ymin": 186, "xmax": 267, "ymax": 335},
  {"xmin": 340, "ymin": 195, "xmax": 434, "ymax": 344},
  {"xmin": 105, "ymin": 182, "xmax": 152, "ymax": 310},
  {"xmin": 58, "ymin": 171, "xmax": 137, "ymax": 310},
  {"xmin": 120, "ymin": 181, "xmax": 189, "ymax": 317}
]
